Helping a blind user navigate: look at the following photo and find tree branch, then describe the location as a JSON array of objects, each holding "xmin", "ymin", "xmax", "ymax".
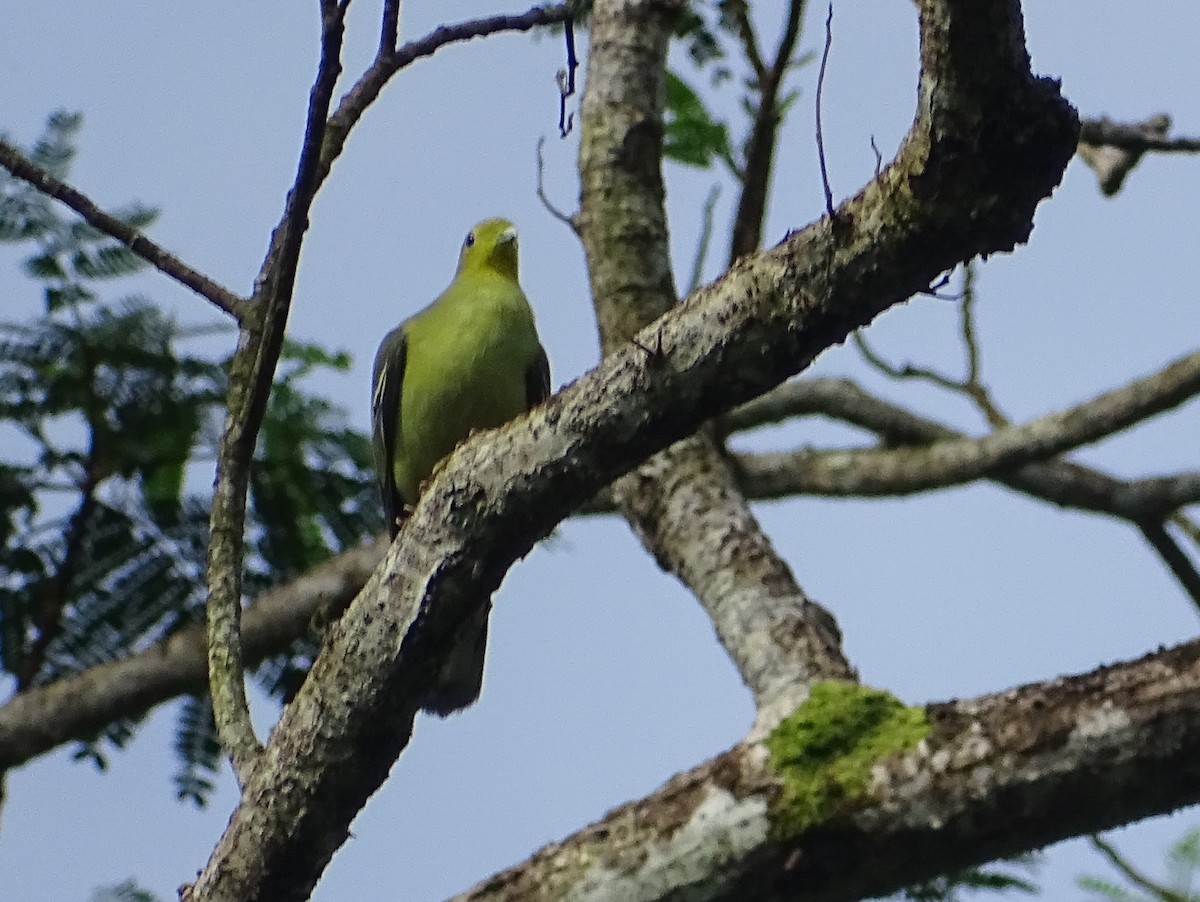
[
  {"xmin": 1076, "ymin": 113, "xmax": 1196, "ymax": 196},
  {"xmin": 577, "ymin": 0, "xmax": 851, "ymax": 724},
  {"xmin": 0, "ymin": 140, "xmax": 248, "ymax": 321},
  {"xmin": 733, "ymin": 347, "xmax": 1200, "ymax": 497},
  {"xmin": 724, "ymin": 377, "xmax": 1200, "ymax": 519},
  {"xmin": 1080, "ymin": 115, "xmax": 1200, "ymax": 153},
  {"xmin": 454, "ymin": 638, "xmax": 1200, "ymax": 902},
  {"xmin": 1137, "ymin": 519, "xmax": 1200, "ymax": 613},
  {"xmin": 728, "ymin": 0, "xmax": 808, "ymax": 262},
  {"xmin": 204, "ymin": 2, "xmax": 347, "ymax": 786},
  {"xmin": 185, "ymin": 0, "xmax": 1078, "ymax": 892},
  {"xmin": 0, "ymin": 540, "xmax": 384, "ymax": 771},
  {"xmin": 316, "ymin": 3, "xmax": 569, "ymax": 185}
]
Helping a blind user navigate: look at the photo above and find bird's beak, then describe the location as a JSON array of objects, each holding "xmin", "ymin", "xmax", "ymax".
[{"xmin": 498, "ymin": 226, "xmax": 518, "ymax": 246}]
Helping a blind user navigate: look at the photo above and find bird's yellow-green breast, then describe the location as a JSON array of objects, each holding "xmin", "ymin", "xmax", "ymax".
[{"xmin": 372, "ymin": 218, "xmax": 550, "ymax": 534}]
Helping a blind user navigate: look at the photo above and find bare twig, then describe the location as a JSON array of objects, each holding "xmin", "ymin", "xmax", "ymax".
[
  {"xmin": 558, "ymin": 17, "xmax": 579, "ymax": 137},
  {"xmin": 205, "ymin": 2, "xmax": 348, "ymax": 786},
  {"xmin": 853, "ymin": 266, "xmax": 1010, "ymax": 429},
  {"xmin": 0, "ymin": 140, "xmax": 248, "ymax": 321},
  {"xmin": 815, "ymin": 3, "xmax": 835, "ymax": 219},
  {"xmin": 728, "ymin": 0, "xmax": 766, "ymax": 82},
  {"xmin": 1089, "ymin": 834, "xmax": 1190, "ymax": 902},
  {"xmin": 1080, "ymin": 115, "xmax": 1200, "ymax": 154},
  {"xmin": 379, "ymin": 0, "xmax": 401, "ymax": 54},
  {"xmin": 318, "ymin": 4, "xmax": 569, "ymax": 185},
  {"xmin": 958, "ymin": 262, "xmax": 1009, "ymax": 426},
  {"xmin": 853, "ymin": 329, "xmax": 965, "ymax": 393},
  {"xmin": 685, "ymin": 184, "xmax": 721, "ymax": 294},
  {"xmin": 1076, "ymin": 114, "xmax": 1191, "ymax": 196},
  {"xmin": 728, "ymin": 0, "xmax": 809, "ymax": 261},
  {"xmin": 535, "ymin": 136, "xmax": 577, "ymax": 230},
  {"xmin": 1137, "ymin": 520, "xmax": 1200, "ymax": 615}
]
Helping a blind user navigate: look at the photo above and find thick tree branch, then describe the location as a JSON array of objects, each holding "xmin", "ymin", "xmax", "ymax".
[
  {"xmin": 0, "ymin": 541, "xmax": 384, "ymax": 771},
  {"xmin": 0, "ymin": 141, "xmax": 248, "ymax": 320},
  {"xmin": 204, "ymin": 3, "xmax": 346, "ymax": 785},
  {"xmin": 733, "ymin": 347, "xmax": 1200, "ymax": 496},
  {"xmin": 454, "ymin": 639, "xmax": 1200, "ymax": 902},
  {"xmin": 724, "ymin": 377, "xmax": 1200, "ymax": 519},
  {"xmin": 577, "ymin": 0, "xmax": 850, "ymax": 721},
  {"xmin": 186, "ymin": 0, "xmax": 1078, "ymax": 893}
]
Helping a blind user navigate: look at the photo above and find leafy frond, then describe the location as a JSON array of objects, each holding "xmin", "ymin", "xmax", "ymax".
[
  {"xmin": 90, "ymin": 879, "xmax": 162, "ymax": 902},
  {"xmin": 900, "ymin": 855, "xmax": 1040, "ymax": 901},
  {"xmin": 173, "ymin": 694, "xmax": 221, "ymax": 807},
  {"xmin": 28, "ymin": 110, "xmax": 83, "ymax": 178}
]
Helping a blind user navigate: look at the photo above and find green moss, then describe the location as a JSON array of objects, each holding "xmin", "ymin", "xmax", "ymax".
[{"xmin": 765, "ymin": 681, "xmax": 929, "ymax": 837}]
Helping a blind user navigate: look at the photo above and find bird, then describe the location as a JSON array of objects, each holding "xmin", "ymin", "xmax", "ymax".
[{"xmin": 371, "ymin": 217, "xmax": 551, "ymax": 715}]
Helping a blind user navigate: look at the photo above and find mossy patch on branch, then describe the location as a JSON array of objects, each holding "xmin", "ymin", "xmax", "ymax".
[{"xmin": 765, "ymin": 681, "xmax": 929, "ymax": 837}]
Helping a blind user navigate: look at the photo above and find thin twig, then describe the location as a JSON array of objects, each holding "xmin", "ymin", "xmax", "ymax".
[
  {"xmin": 815, "ymin": 3, "xmax": 835, "ymax": 218},
  {"xmin": 380, "ymin": 0, "xmax": 401, "ymax": 54},
  {"xmin": 728, "ymin": 0, "xmax": 767, "ymax": 82},
  {"xmin": 535, "ymin": 136, "xmax": 577, "ymax": 230},
  {"xmin": 957, "ymin": 262, "xmax": 1009, "ymax": 427},
  {"xmin": 854, "ymin": 266, "xmax": 1011, "ymax": 429},
  {"xmin": 0, "ymin": 140, "xmax": 248, "ymax": 321},
  {"xmin": 1090, "ymin": 834, "xmax": 1190, "ymax": 902},
  {"xmin": 1138, "ymin": 520, "xmax": 1200, "ymax": 616},
  {"xmin": 1173, "ymin": 511, "xmax": 1200, "ymax": 549},
  {"xmin": 318, "ymin": 4, "xmax": 569, "ymax": 185},
  {"xmin": 728, "ymin": 0, "xmax": 808, "ymax": 261},
  {"xmin": 1080, "ymin": 115, "xmax": 1200, "ymax": 153},
  {"xmin": 558, "ymin": 17, "xmax": 579, "ymax": 138},
  {"xmin": 853, "ymin": 330, "xmax": 965, "ymax": 394},
  {"xmin": 686, "ymin": 184, "xmax": 721, "ymax": 294},
  {"xmin": 205, "ymin": 2, "xmax": 348, "ymax": 786}
]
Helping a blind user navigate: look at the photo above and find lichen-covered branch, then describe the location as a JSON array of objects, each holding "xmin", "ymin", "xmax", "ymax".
[
  {"xmin": 733, "ymin": 347, "xmax": 1200, "ymax": 497},
  {"xmin": 724, "ymin": 377, "xmax": 1200, "ymax": 518},
  {"xmin": 186, "ymin": 0, "xmax": 1077, "ymax": 892},
  {"xmin": 454, "ymin": 639, "xmax": 1200, "ymax": 902},
  {"xmin": 577, "ymin": 0, "xmax": 851, "ymax": 720}
]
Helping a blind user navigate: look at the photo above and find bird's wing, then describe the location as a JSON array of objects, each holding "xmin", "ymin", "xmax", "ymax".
[
  {"xmin": 372, "ymin": 325, "xmax": 408, "ymax": 537},
  {"xmin": 526, "ymin": 343, "xmax": 552, "ymax": 409}
]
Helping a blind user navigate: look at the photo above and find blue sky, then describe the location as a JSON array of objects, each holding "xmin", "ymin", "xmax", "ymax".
[{"xmin": 1, "ymin": 2, "xmax": 1198, "ymax": 900}]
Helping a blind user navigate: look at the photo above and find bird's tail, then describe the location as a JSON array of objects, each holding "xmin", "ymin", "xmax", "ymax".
[{"xmin": 420, "ymin": 605, "xmax": 489, "ymax": 716}]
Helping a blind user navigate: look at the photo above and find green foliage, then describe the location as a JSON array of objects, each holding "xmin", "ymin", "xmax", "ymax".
[
  {"xmin": 663, "ymin": 71, "xmax": 734, "ymax": 170},
  {"xmin": 89, "ymin": 880, "xmax": 161, "ymax": 902},
  {"xmin": 173, "ymin": 694, "xmax": 221, "ymax": 806},
  {"xmin": 0, "ymin": 113, "xmax": 381, "ymax": 804}
]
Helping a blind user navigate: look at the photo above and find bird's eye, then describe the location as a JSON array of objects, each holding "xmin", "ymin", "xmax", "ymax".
[{"xmin": 464, "ymin": 232, "xmax": 476, "ymax": 248}]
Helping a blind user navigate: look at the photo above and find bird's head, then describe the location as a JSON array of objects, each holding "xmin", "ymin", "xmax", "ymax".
[{"xmin": 456, "ymin": 217, "xmax": 519, "ymax": 281}]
